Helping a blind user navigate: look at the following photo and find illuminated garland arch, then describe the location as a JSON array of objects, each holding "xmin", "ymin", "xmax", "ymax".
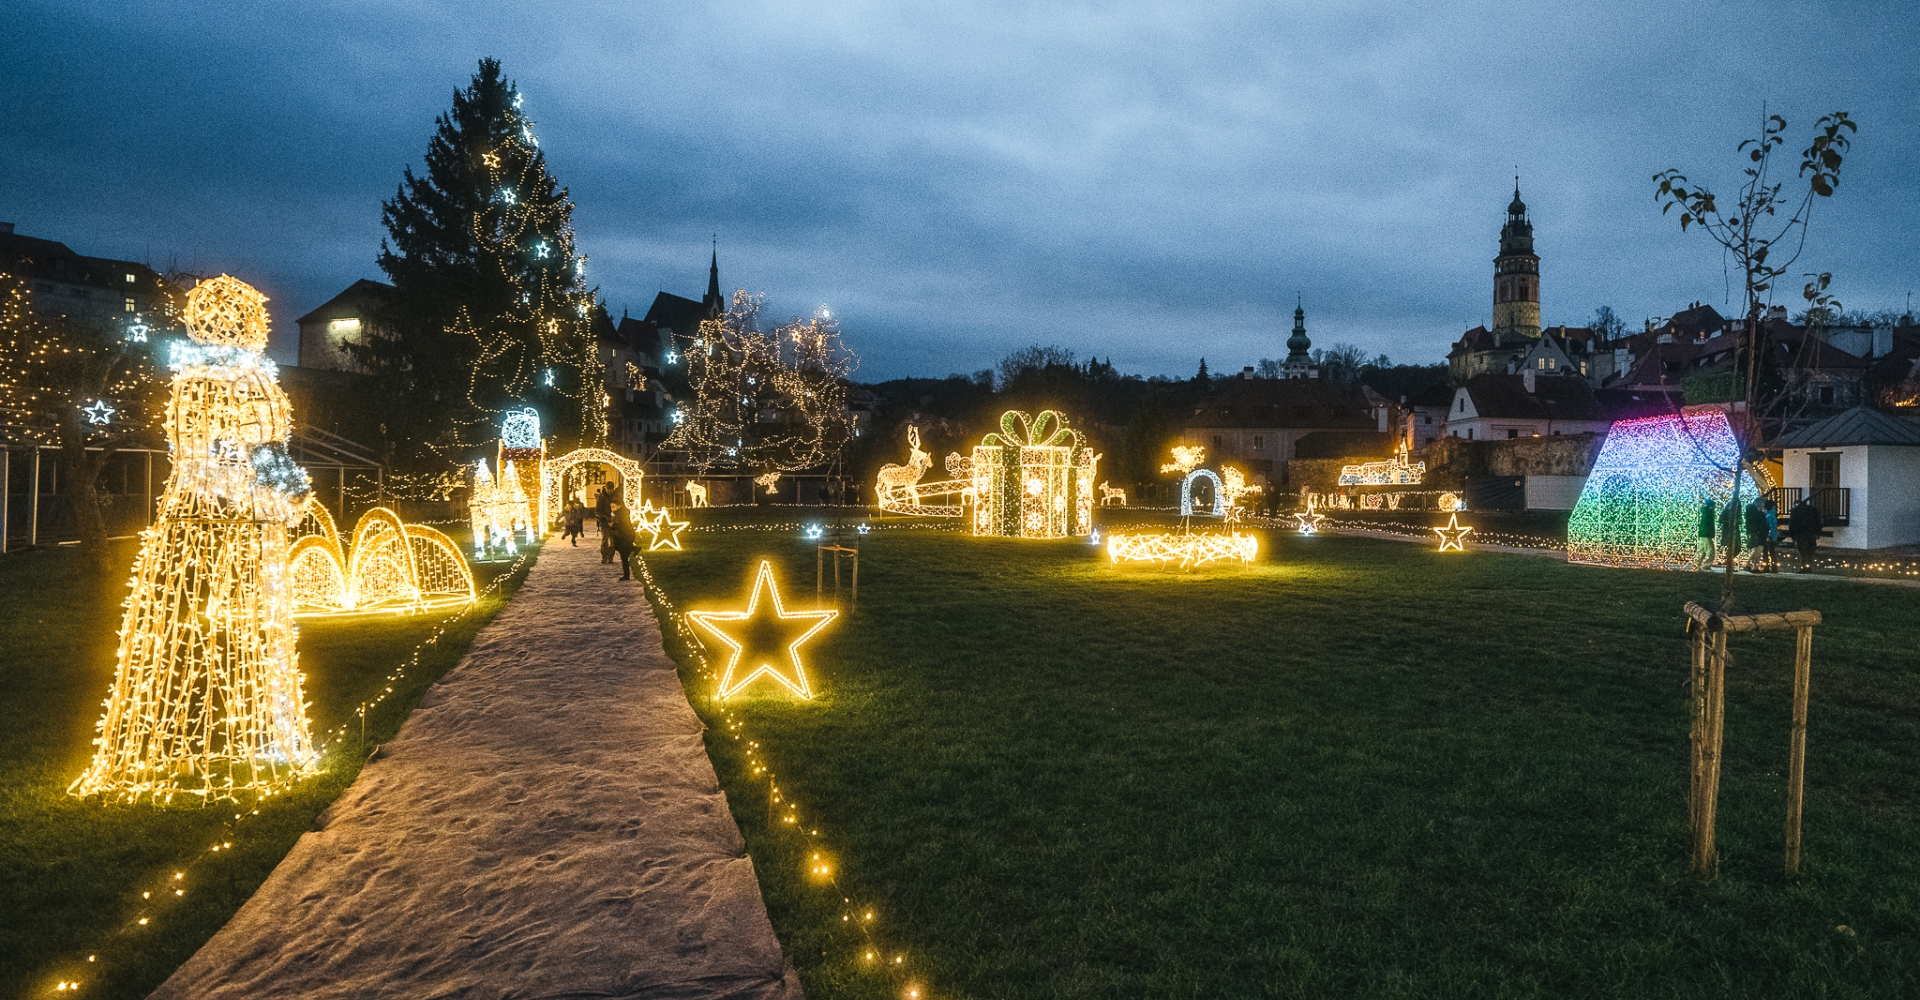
[
  {"xmin": 1181, "ymin": 469, "xmax": 1226, "ymax": 517},
  {"xmin": 289, "ymin": 499, "xmax": 477, "ymax": 616},
  {"xmin": 545, "ymin": 447, "xmax": 645, "ymax": 522}
]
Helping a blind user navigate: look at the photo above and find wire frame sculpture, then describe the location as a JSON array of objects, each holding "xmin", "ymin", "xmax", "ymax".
[
  {"xmin": 470, "ymin": 458, "xmax": 534, "ymax": 558},
  {"xmin": 289, "ymin": 499, "xmax": 476, "ymax": 616},
  {"xmin": 70, "ymin": 276, "xmax": 318, "ymax": 803},
  {"xmin": 544, "ymin": 446, "xmax": 644, "ymax": 521},
  {"xmin": 970, "ymin": 410, "xmax": 1098, "ymax": 538},
  {"xmin": 1567, "ymin": 411, "xmax": 1766, "ymax": 570}
]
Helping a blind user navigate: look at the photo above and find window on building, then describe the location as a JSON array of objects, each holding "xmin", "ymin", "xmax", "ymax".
[
  {"xmin": 1819, "ymin": 385, "xmax": 1835, "ymax": 406},
  {"xmin": 1507, "ymin": 429, "xmax": 1519, "ymax": 439},
  {"xmin": 1546, "ymin": 357, "xmax": 1556, "ymax": 369},
  {"xmin": 1811, "ymin": 452, "xmax": 1840, "ymax": 489},
  {"xmin": 1580, "ymin": 360, "xmax": 1588, "ymax": 375},
  {"xmin": 1458, "ymin": 398, "xmax": 1465, "ymax": 413},
  {"xmin": 1537, "ymin": 357, "xmax": 1547, "ymax": 369},
  {"xmin": 1212, "ymin": 434, "xmax": 1222, "ymax": 449},
  {"xmin": 1424, "ymin": 415, "xmax": 1432, "ymax": 425},
  {"xmin": 125, "ymin": 273, "xmax": 136, "ymax": 283},
  {"xmin": 1467, "ymin": 429, "xmax": 1474, "ymax": 440},
  {"xmin": 1253, "ymin": 435, "xmax": 1263, "ymax": 450},
  {"xmin": 124, "ymin": 297, "xmax": 136, "ymax": 313}
]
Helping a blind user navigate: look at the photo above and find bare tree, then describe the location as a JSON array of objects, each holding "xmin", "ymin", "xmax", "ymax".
[{"xmin": 1654, "ymin": 109, "xmax": 1856, "ymax": 606}]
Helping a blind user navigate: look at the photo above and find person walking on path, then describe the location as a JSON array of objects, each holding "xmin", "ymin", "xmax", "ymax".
[
  {"xmin": 594, "ymin": 485, "xmax": 612, "ymax": 535},
  {"xmin": 1762, "ymin": 497, "xmax": 1781, "ymax": 573},
  {"xmin": 1742, "ymin": 498, "xmax": 1771, "ymax": 572},
  {"xmin": 561, "ymin": 501, "xmax": 585, "ymax": 546},
  {"xmin": 605, "ymin": 500, "xmax": 638, "ymax": 580},
  {"xmin": 1788, "ymin": 495, "xmax": 1824, "ymax": 572},
  {"xmin": 1691, "ymin": 497, "xmax": 1717, "ymax": 571}
]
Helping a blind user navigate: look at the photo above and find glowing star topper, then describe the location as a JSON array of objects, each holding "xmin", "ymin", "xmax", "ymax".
[
  {"xmin": 686, "ymin": 561, "xmax": 838, "ymax": 700},
  {"xmin": 1433, "ymin": 512, "xmax": 1473, "ymax": 551},
  {"xmin": 82, "ymin": 400, "xmax": 116, "ymax": 425}
]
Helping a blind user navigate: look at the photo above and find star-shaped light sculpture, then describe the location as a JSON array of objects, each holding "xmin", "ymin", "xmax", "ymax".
[
  {"xmin": 82, "ymin": 400, "xmax": 116, "ymax": 425},
  {"xmin": 803, "ymin": 524, "xmax": 824, "ymax": 540},
  {"xmin": 1433, "ymin": 512, "xmax": 1474, "ymax": 552},
  {"xmin": 687, "ymin": 560, "xmax": 837, "ymax": 700},
  {"xmin": 855, "ymin": 523, "xmax": 870, "ymax": 535},
  {"xmin": 1292, "ymin": 510, "xmax": 1326, "ymax": 534},
  {"xmin": 482, "ymin": 151, "xmax": 501, "ymax": 168},
  {"xmin": 643, "ymin": 508, "xmax": 688, "ymax": 551}
]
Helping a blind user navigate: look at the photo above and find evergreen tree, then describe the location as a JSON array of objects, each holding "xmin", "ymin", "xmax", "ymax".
[{"xmin": 358, "ymin": 57, "xmax": 604, "ymax": 465}]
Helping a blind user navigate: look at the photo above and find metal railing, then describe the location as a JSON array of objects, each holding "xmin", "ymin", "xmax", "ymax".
[{"xmin": 1768, "ymin": 486, "xmax": 1851, "ymax": 526}]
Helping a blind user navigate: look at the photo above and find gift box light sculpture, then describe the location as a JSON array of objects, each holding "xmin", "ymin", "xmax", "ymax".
[
  {"xmin": 1567, "ymin": 411, "xmax": 1765, "ymax": 570},
  {"xmin": 686, "ymin": 560, "xmax": 838, "ymax": 699},
  {"xmin": 970, "ymin": 410, "xmax": 1098, "ymax": 538},
  {"xmin": 70, "ymin": 275, "xmax": 318, "ymax": 803},
  {"xmin": 288, "ymin": 499, "xmax": 476, "ymax": 616},
  {"xmin": 1107, "ymin": 530, "xmax": 1258, "ymax": 568}
]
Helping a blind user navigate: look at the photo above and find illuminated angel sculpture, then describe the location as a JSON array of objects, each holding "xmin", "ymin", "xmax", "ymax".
[{"xmin": 71, "ymin": 276, "xmax": 319, "ymax": 802}]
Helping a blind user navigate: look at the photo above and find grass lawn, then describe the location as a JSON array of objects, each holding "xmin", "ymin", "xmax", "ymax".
[
  {"xmin": 639, "ymin": 513, "xmax": 1920, "ymax": 999},
  {"xmin": 0, "ymin": 538, "xmax": 536, "ymax": 999}
]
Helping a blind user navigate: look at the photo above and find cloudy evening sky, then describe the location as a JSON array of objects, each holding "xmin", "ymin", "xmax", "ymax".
[{"xmin": 4, "ymin": 1, "xmax": 1917, "ymax": 379}]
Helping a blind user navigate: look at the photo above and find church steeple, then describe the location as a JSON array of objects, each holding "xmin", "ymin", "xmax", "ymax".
[
  {"xmin": 702, "ymin": 238, "xmax": 723, "ymax": 316},
  {"xmin": 1492, "ymin": 179, "xmax": 1541, "ymax": 340},
  {"xmin": 1281, "ymin": 295, "xmax": 1316, "ymax": 379}
]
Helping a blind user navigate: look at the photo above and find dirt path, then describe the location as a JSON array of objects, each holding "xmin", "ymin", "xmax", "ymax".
[{"xmin": 150, "ymin": 539, "xmax": 800, "ymax": 999}]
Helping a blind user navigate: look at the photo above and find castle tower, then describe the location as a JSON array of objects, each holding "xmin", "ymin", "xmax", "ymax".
[
  {"xmin": 1492, "ymin": 181, "xmax": 1541, "ymax": 340},
  {"xmin": 1281, "ymin": 297, "xmax": 1316, "ymax": 379}
]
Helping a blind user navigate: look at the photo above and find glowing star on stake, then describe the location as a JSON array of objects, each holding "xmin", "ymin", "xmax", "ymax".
[
  {"xmin": 82, "ymin": 399, "xmax": 116, "ymax": 424},
  {"xmin": 687, "ymin": 561, "xmax": 837, "ymax": 700},
  {"xmin": 644, "ymin": 509, "xmax": 688, "ymax": 551},
  {"xmin": 1433, "ymin": 512, "xmax": 1474, "ymax": 551}
]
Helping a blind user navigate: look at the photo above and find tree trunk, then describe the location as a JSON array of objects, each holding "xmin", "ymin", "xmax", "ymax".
[{"xmin": 58, "ymin": 410, "xmax": 117, "ymax": 576}]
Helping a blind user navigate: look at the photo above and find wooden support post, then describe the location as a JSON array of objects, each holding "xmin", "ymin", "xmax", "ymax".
[
  {"xmin": 1689, "ymin": 622, "xmax": 1709, "ymax": 874},
  {"xmin": 1785, "ymin": 624, "xmax": 1814, "ymax": 878},
  {"xmin": 2, "ymin": 448, "xmax": 10, "ymax": 554},
  {"xmin": 29, "ymin": 447, "xmax": 40, "ymax": 547}
]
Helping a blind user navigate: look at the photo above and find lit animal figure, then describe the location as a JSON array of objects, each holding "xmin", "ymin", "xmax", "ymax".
[
  {"xmin": 755, "ymin": 471, "xmax": 782, "ymax": 495},
  {"xmin": 686, "ymin": 481, "xmax": 709, "ymax": 508},
  {"xmin": 1099, "ymin": 481, "xmax": 1127, "ymax": 506},
  {"xmin": 1161, "ymin": 445, "xmax": 1205, "ymax": 476},
  {"xmin": 946, "ymin": 452, "xmax": 977, "ymax": 506},
  {"xmin": 876, "ymin": 425, "xmax": 934, "ymax": 511},
  {"xmin": 1221, "ymin": 467, "xmax": 1260, "ymax": 511}
]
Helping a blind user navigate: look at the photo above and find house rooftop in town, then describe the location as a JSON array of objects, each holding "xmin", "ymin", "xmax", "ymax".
[{"xmin": 1777, "ymin": 406, "xmax": 1920, "ymax": 449}]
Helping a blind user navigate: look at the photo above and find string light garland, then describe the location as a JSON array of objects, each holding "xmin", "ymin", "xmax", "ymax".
[
  {"xmin": 630, "ymin": 552, "xmax": 925, "ymax": 998},
  {"xmin": 1567, "ymin": 411, "xmax": 1765, "ymax": 570},
  {"xmin": 685, "ymin": 560, "xmax": 837, "ymax": 700},
  {"xmin": 69, "ymin": 276, "xmax": 317, "ymax": 804},
  {"xmin": 1106, "ymin": 529, "xmax": 1258, "ymax": 568},
  {"xmin": 1432, "ymin": 512, "xmax": 1474, "ymax": 551},
  {"xmin": 288, "ymin": 499, "xmax": 477, "ymax": 616},
  {"xmin": 971, "ymin": 409, "xmax": 1098, "ymax": 538}
]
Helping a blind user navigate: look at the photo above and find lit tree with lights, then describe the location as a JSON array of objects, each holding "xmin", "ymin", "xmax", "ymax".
[
  {"xmin": 360, "ymin": 57, "xmax": 606, "ymax": 463},
  {"xmin": 0, "ymin": 275, "xmax": 174, "ymax": 572},
  {"xmin": 1653, "ymin": 109, "xmax": 1856, "ymax": 604},
  {"xmin": 665, "ymin": 291, "xmax": 858, "ymax": 478}
]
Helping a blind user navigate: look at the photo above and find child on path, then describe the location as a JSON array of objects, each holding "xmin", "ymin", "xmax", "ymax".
[{"xmin": 606, "ymin": 501, "xmax": 638, "ymax": 580}]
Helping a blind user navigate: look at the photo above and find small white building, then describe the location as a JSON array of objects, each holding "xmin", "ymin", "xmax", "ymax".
[
  {"xmin": 1446, "ymin": 369, "xmax": 1612, "ymax": 441},
  {"xmin": 1777, "ymin": 407, "xmax": 1920, "ymax": 549}
]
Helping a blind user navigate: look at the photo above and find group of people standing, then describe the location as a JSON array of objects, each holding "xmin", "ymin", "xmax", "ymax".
[
  {"xmin": 1693, "ymin": 493, "xmax": 1825, "ymax": 573},
  {"xmin": 559, "ymin": 483, "xmax": 640, "ymax": 580}
]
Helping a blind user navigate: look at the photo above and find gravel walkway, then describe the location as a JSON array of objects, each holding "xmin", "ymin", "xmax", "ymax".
[{"xmin": 150, "ymin": 538, "xmax": 800, "ymax": 999}]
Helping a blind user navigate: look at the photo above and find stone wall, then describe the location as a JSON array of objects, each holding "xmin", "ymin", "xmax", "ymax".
[{"xmin": 1418, "ymin": 433, "xmax": 1605, "ymax": 487}]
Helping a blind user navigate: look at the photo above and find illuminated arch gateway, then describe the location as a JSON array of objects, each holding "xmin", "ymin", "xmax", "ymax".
[
  {"xmin": 1181, "ymin": 469, "xmax": 1226, "ymax": 517},
  {"xmin": 1568, "ymin": 411, "xmax": 1767, "ymax": 570},
  {"xmin": 545, "ymin": 447, "xmax": 645, "ymax": 521},
  {"xmin": 289, "ymin": 499, "xmax": 476, "ymax": 616}
]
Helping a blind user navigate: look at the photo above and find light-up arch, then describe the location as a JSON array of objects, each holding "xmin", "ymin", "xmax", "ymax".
[
  {"xmin": 1181, "ymin": 469, "xmax": 1226, "ymax": 517},
  {"xmin": 545, "ymin": 447, "xmax": 646, "ymax": 523}
]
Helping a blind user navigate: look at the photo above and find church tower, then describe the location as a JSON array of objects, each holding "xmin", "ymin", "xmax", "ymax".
[
  {"xmin": 702, "ymin": 239, "xmax": 724, "ymax": 317},
  {"xmin": 1491, "ymin": 181, "xmax": 1541, "ymax": 340},
  {"xmin": 1281, "ymin": 297, "xmax": 1316, "ymax": 379}
]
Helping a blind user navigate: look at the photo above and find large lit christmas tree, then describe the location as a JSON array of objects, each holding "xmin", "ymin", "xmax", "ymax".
[{"xmin": 363, "ymin": 57, "xmax": 606, "ymax": 458}]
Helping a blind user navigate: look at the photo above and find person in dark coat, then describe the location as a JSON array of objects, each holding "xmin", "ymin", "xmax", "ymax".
[
  {"xmin": 1692, "ymin": 498, "xmax": 1717, "ymax": 571},
  {"xmin": 562, "ymin": 501, "xmax": 585, "ymax": 546},
  {"xmin": 1742, "ymin": 499, "xmax": 1770, "ymax": 571},
  {"xmin": 1788, "ymin": 496, "xmax": 1823, "ymax": 571},
  {"xmin": 594, "ymin": 485, "xmax": 612, "ymax": 535},
  {"xmin": 605, "ymin": 500, "xmax": 637, "ymax": 580}
]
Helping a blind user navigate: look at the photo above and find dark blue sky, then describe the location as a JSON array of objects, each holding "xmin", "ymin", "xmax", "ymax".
[{"xmin": 5, "ymin": 1, "xmax": 1916, "ymax": 379}]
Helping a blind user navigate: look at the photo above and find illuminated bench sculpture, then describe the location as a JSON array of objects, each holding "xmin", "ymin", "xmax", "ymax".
[{"xmin": 1567, "ymin": 411, "xmax": 1766, "ymax": 570}]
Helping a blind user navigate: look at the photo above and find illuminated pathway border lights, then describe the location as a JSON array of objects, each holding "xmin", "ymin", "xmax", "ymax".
[{"xmin": 140, "ymin": 540, "xmax": 803, "ymax": 999}]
